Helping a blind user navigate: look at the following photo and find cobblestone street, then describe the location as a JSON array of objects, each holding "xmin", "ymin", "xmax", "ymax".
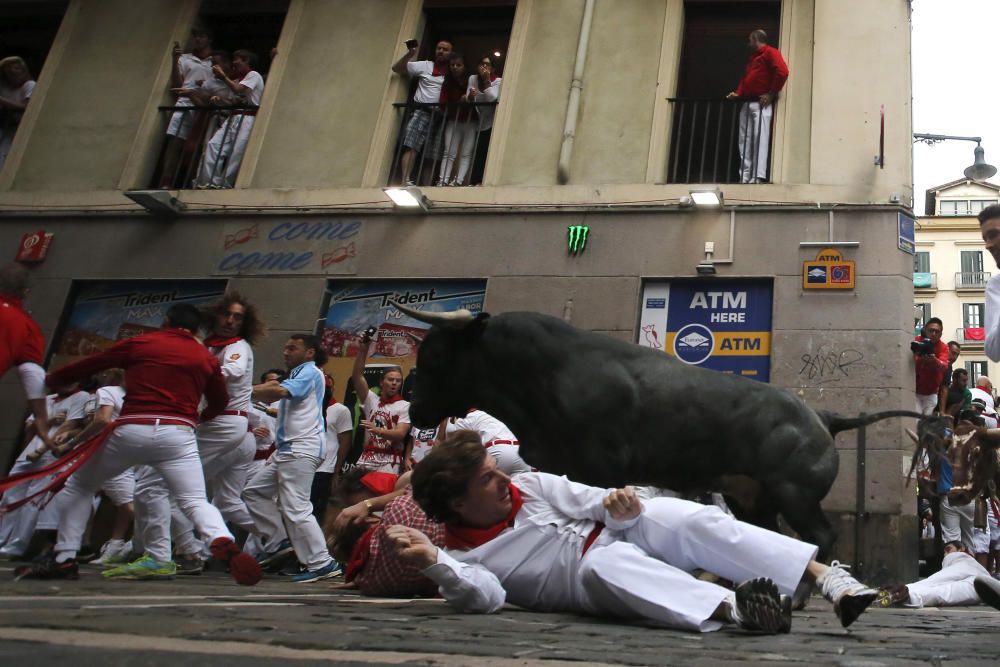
[{"xmin": 0, "ymin": 563, "xmax": 997, "ymax": 666}]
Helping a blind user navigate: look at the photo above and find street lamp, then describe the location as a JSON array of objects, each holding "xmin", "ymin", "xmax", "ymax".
[{"xmin": 913, "ymin": 133, "xmax": 998, "ymax": 180}]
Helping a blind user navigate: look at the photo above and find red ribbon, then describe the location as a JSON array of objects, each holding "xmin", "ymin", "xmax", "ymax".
[{"xmin": 444, "ymin": 484, "xmax": 523, "ymax": 550}]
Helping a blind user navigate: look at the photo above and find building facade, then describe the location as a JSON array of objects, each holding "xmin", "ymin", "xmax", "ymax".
[
  {"xmin": 0, "ymin": 0, "xmax": 918, "ymax": 580},
  {"xmin": 915, "ymin": 178, "xmax": 1000, "ymax": 384}
]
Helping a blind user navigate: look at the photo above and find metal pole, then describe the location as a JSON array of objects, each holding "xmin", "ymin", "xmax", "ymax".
[{"xmin": 854, "ymin": 415, "xmax": 867, "ymax": 576}]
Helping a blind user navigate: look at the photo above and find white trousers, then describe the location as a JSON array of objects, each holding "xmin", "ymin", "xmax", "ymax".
[
  {"xmin": 57, "ymin": 422, "xmax": 233, "ymax": 563},
  {"xmin": 0, "ymin": 454, "xmax": 57, "ymax": 556},
  {"xmin": 488, "ymin": 444, "xmax": 532, "ymax": 476},
  {"xmin": 915, "ymin": 393, "xmax": 938, "ymax": 415},
  {"xmin": 197, "ymin": 114, "xmax": 255, "ymax": 187},
  {"xmin": 243, "ymin": 448, "xmax": 332, "ymax": 571},
  {"xmin": 578, "ymin": 499, "xmax": 817, "ymax": 632},
  {"xmin": 940, "ymin": 496, "xmax": 976, "ymax": 550},
  {"xmin": 439, "ymin": 120, "xmax": 476, "ymax": 185},
  {"xmin": 173, "ymin": 429, "xmax": 257, "ymax": 557},
  {"xmin": 738, "ymin": 102, "xmax": 772, "ymax": 184},
  {"xmin": 907, "ymin": 551, "xmax": 990, "ymax": 607},
  {"xmin": 102, "ymin": 468, "xmax": 136, "ymax": 507}
]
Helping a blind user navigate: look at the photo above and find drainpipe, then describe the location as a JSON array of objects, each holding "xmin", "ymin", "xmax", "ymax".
[{"xmin": 557, "ymin": 0, "xmax": 595, "ymax": 184}]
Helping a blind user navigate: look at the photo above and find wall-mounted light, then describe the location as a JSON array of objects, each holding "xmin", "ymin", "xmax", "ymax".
[
  {"xmin": 689, "ymin": 188, "xmax": 723, "ymax": 207},
  {"xmin": 124, "ymin": 189, "xmax": 185, "ymax": 216},
  {"xmin": 382, "ymin": 186, "xmax": 429, "ymax": 212},
  {"xmin": 696, "ymin": 241, "xmax": 717, "ymax": 275}
]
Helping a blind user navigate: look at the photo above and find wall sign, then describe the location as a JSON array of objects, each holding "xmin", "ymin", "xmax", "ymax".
[
  {"xmin": 639, "ymin": 280, "xmax": 773, "ymax": 382},
  {"xmin": 215, "ymin": 219, "xmax": 362, "ymax": 275},
  {"xmin": 16, "ymin": 230, "xmax": 54, "ymax": 263},
  {"xmin": 897, "ymin": 212, "xmax": 915, "ymax": 255},
  {"xmin": 802, "ymin": 248, "xmax": 855, "ymax": 290}
]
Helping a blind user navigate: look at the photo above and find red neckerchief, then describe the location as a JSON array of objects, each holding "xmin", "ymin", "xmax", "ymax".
[
  {"xmin": 444, "ymin": 484, "xmax": 523, "ymax": 550},
  {"xmin": 432, "ymin": 64, "xmax": 443, "ymax": 77},
  {"xmin": 379, "ymin": 393, "xmax": 404, "ymax": 407},
  {"xmin": 204, "ymin": 335, "xmax": 242, "ymax": 348},
  {"xmin": 344, "ymin": 525, "xmax": 377, "ymax": 582}
]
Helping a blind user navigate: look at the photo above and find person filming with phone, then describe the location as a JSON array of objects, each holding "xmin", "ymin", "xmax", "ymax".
[{"xmin": 913, "ymin": 317, "xmax": 950, "ymax": 415}]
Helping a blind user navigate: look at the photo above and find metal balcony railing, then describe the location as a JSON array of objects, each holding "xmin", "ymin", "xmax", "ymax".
[
  {"xmin": 956, "ymin": 327, "xmax": 986, "ymax": 345},
  {"xmin": 955, "ymin": 271, "xmax": 991, "ymax": 289},
  {"xmin": 151, "ymin": 104, "xmax": 259, "ymax": 190},
  {"xmin": 666, "ymin": 97, "xmax": 775, "ymax": 184},
  {"xmin": 913, "ymin": 272, "xmax": 937, "ymax": 290},
  {"xmin": 388, "ymin": 101, "xmax": 498, "ymax": 187}
]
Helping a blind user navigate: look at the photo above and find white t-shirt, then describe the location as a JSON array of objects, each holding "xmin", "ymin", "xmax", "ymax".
[
  {"xmin": 406, "ymin": 60, "xmax": 445, "ymax": 104},
  {"xmin": 318, "ymin": 402, "xmax": 354, "ymax": 473},
  {"xmin": 276, "ymin": 361, "xmax": 326, "ymax": 457},
  {"xmin": 18, "ymin": 390, "xmax": 92, "ymax": 462},
  {"xmin": 249, "ymin": 402, "xmax": 277, "ymax": 450},
  {"xmin": 467, "ymin": 74, "xmax": 502, "ymax": 130},
  {"xmin": 95, "ymin": 385, "xmax": 126, "ymax": 420},
  {"xmin": 970, "ymin": 387, "xmax": 995, "ymax": 414},
  {"xmin": 237, "ymin": 70, "xmax": 265, "ymax": 106},
  {"xmin": 357, "ymin": 392, "xmax": 411, "ymax": 472},
  {"xmin": 176, "ymin": 53, "xmax": 214, "ymax": 107},
  {"xmin": 447, "ymin": 409, "xmax": 518, "ymax": 445},
  {"xmin": 208, "ymin": 339, "xmax": 254, "ymax": 412},
  {"xmin": 410, "ymin": 425, "xmax": 438, "ymax": 464}
]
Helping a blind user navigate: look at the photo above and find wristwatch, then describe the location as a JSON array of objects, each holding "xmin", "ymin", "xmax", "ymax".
[{"xmin": 363, "ymin": 499, "xmax": 374, "ymax": 515}]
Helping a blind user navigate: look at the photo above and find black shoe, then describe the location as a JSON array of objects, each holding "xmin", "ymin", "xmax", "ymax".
[
  {"xmin": 974, "ymin": 576, "xmax": 1000, "ymax": 611},
  {"xmin": 733, "ymin": 577, "xmax": 792, "ymax": 634},
  {"xmin": 14, "ymin": 557, "xmax": 79, "ymax": 581},
  {"xmin": 278, "ymin": 561, "xmax": 305, "ymax": 576}
]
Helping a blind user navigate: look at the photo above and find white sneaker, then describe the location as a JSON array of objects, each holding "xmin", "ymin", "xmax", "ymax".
[
  {"xmin": 96, "ymin": 539, "xmax": 129, "ymax": 566},
  {"xmin": 818, "ymin": 561, "xmax": 878, "ymax": 628}
]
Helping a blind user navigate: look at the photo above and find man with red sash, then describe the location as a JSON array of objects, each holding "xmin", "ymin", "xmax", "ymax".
[
  {"xmin": 387, "ymin": 431, "xmax": 879, "ymax": 634},
  {"xmin": 10, "ymin": 303, "xmax": 261, "ymax": 584},
  {"xmin": 0, "ymin": 263, "xmax": 54, "ymax": 451},
  {"xmin": 138, "ymin": 292, "xmax": 262, "ymax": 576},
  {"xmin": 351, "ymin": 331, "xmax": 411, "ymax": 473}
]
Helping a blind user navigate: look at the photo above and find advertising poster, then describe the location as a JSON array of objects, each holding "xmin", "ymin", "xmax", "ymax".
[
  {"xmin": 319, "ymin": 280, "xmax": 487, "ymax": 399},
  {"xmin": 638, "ymin": 280, "xmax": 773, "ymax": 382},
  {"xmin": 50, "ymin": 280, "xmax": 228, "ymax": 370}
]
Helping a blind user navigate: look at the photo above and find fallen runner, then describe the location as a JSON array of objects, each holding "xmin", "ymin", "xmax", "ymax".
[{"xmin": 876, "ymin": 541, "xmax": 1000, "ymax": 611}]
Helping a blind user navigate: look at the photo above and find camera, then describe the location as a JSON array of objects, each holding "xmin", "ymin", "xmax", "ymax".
[{"xmin": 910, "ymin": 338, "xmax": 936, "ymax": 356}]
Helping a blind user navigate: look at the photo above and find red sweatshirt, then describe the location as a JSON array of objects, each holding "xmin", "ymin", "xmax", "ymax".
[
  {"xmin": 735, "ymin": 44, "xmax": 789, "ymax": 98},
  {"xmin": 46, "ymin": 328, "xmax": 228, "ymax": 423},
  {"xmin": 0, "ymin": 292, "xmax": 44, "ymax": 375}
]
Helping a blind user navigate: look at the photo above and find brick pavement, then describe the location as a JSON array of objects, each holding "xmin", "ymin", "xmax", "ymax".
[{"xmin": 0, "ymin": 564, "xmax": 997, "ymax": 665}]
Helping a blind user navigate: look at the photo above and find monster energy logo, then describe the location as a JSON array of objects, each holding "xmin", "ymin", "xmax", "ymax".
[{"xmin": 568, "ymin": 225, "xmax": 590, "ymax": 255}]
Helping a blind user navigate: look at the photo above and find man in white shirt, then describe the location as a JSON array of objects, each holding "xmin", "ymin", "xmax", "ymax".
[
  {"xmin": 351, "ymin": 331, "xmax": 411, "ymax": 473},
  {"xmin": 159, "ymin": 27, "xmax": 215, "ymax": 187},
  {"xmin": 312, "ymin": 379, "xmax": 354, "ymax": 522},
  {"xmin": 245, "ymin": 335, "xmax": 339, "ymax": 583},
  {"xmin": 391, "ymin": 39, "xmax": 453, "ymax": 185},
  {"xmin": 969, "ymin": 376, "xmax": 995, "ymax": 417},
  {"xmin": 388, "ymin": 432, "xmax": 880, "ymax": 634},
  {"xmin": 197, "ymin": 49, "xmax": 265, "ymax": 188},
  {"xmin": 979, "ymin": 205, "xmax": 1000, "ymax": 363}
]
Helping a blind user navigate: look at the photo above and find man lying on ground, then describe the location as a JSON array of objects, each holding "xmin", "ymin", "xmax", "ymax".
[
  {"xmin": 385, "ymin": 430, "xmax": 879, "ymax": 634},
  {"xmin": 876, "ymin": 541, "xmax": 1000, "ymax": 611}
]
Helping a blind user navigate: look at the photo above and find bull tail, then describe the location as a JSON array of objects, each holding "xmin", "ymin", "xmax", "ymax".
[{"xmin": 816, "ymin": 409, "xmax": 928, "ymax": 436}]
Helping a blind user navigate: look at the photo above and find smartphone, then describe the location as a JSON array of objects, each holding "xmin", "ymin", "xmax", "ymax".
[{"xmin": 405, "ymin": 39, "xmax": 418, "ymax": 50}]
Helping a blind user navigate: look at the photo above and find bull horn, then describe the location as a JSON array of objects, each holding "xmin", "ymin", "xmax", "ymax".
[
  {"xmin": 905, "ymin": 428, "xmax": 920, "ymax": 445},
  {"xmin": 390, "ymin": 300, "xmax": 476, "ymax": 329}
]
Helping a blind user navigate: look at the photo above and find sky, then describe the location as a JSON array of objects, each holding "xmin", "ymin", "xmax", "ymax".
[{"xmin": 912, "ymin": 0, "xmax": 1000, "ymax": 214}]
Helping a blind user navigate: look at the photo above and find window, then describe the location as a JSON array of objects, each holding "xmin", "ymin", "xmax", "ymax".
[
  {"xmin": 970, "ymin": 199, "xmax": 996, "ymax": 214},
  {"xmin": 961, "ymin": 250, "xmax": 983, "ymax": 274},
  {"xmin": 387, "ymin": 1, "xmax": 515, "ymax": 187},
  {"xmin": 940, "ymin": 201, "xmax": 957, "ymax": 215},
  {"xmin": 149, "ymin": 0, "xmax": 289, "ymax": 189},
  {"xmin": 667, "ymin": 0, "xmax": 782, "ymax": 184},
  {"xmin": 966, "ymin": 360, "xmax": 988, "ymax": 383},
  {"xmin": 913, "ymin": 251, "xmax": 930, "ymax": 273},
  {"xmin": 963, "ymin": 303, "xmax": 985, "ymax": 328},
  {"xmin": 914, "ymin": 303, "xmax": 931, "ymax": 334}
]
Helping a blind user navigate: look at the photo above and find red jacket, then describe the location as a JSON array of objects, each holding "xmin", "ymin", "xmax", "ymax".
[
  {"xmin": 46, "ymin": 328, "xmax": 228, "ymax": 423},
  {"xmin": 735, "ymin": 44, "xmax": 789, "ymax": 98},
  {"xmin": 0, "ymin": 292, "xmax": 44, "ymax": 375}
]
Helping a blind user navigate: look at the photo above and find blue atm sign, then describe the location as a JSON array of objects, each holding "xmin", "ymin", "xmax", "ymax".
[{"xmin": 639, "ymin": 281, "xmax": 773, "ymax": 382}]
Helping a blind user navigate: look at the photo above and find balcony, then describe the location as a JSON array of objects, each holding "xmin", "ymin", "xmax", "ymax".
[
  {"xmin": 956, "ymin": 327, "xmax": 986, "ymax": 346},
  {"xmin": 666, "ymin": 98, "xmax": 774, "ymax": 185},
  {"xmin": 913, "ymin": 272, "xmax": 937, "ymax": 291},
  {"xmin": 955, "ymin": 271, "xmax": 991, "ymax": 290},
  {"xmin": 150, "ymin": 104, "xmax": 260, "ymax": 190},
  {"xmin": 388, "ymin": 101, "xmax": 498, "ymax": 187}
]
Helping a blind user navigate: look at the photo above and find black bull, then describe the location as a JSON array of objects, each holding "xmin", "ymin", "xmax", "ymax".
[{"xmin": 395, "ymin": 303, "xmax": 928, "ymax": 558}]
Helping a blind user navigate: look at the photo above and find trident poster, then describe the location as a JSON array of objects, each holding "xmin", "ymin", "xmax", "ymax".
[
  {"xmin": 50, "ymin": 280, "xmax": 228, "ymax": 370},
  {"xmin": 638, "ymin": 280, "xmax": 773, "ymax": 382},
  {"xmin": 319, "ymin": 280, "xmax": 487, "ymax": 397}
]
